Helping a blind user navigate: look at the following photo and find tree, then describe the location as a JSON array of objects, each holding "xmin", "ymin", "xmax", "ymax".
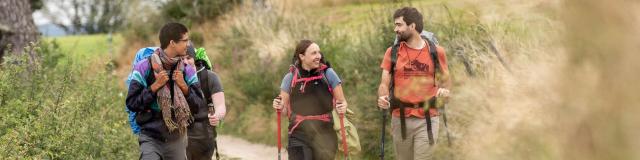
[
  {"xmin": 0, "ymin": 0, "xmax": 41, "ymax": 63},
  {"xmin": 162, "ymin": 0, "xmax": 241, "ymax": 24},
  {"xmin": 42, "ymin": 0, "xmax": 126, "ymax": 34}
]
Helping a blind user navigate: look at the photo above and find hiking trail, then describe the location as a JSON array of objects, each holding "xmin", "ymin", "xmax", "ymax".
[{"xmin": 217, "ymin": 135, "xmax": 283, "ymax": 160}]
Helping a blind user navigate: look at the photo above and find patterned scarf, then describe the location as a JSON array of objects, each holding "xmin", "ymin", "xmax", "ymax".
[{"xmin": 150, "ymin": 49, "xmax": 192, "ymax": 135}]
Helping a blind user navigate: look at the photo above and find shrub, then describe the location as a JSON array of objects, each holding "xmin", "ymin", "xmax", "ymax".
[{"xmin": 0, "ymin": 41, "xmax": 137, "ymax": 159}]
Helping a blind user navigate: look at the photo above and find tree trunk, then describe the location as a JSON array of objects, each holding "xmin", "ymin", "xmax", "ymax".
[{"xmin": 0, "ymin": 0, "xmax": 40, "ymax": 63}]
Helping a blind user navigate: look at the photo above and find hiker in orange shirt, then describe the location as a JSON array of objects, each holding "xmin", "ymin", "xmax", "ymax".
[{"xmin": 377, "ymin": 7, "xmax": 452, "ymax": 160}]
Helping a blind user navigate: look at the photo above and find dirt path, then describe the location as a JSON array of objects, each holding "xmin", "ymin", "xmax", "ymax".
[{"xmin": 216, "ymin": 135, "xmax": 285, "ymax": 160}]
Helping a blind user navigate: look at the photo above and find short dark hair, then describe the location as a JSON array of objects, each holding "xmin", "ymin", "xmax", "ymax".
[
  {"xmin": 393, "ymin": 7, "xmax": 423, "ymax": 33},
  {"xmin": 159, "ymin": 22, "xmax": 188, "ymax": 49}
]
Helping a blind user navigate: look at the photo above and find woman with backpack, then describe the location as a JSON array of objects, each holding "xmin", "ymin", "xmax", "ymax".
[{"xmin": 272, "ymin": 39, "xmax": 348, "ymax": 160}]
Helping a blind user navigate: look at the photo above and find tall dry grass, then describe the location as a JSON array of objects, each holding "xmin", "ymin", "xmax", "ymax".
[
  {"xmin": 204, "ymin": 0, "xmax": 570, "ymax": 158},
  {"xmin": 441, "ymin": 0, "xmax": 640, "ymax": 159}
]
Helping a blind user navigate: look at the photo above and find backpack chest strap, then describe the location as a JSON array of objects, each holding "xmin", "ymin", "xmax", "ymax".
[{"xmin": 295, "ymin": 75, "xmax": 324, "ymax": 93}]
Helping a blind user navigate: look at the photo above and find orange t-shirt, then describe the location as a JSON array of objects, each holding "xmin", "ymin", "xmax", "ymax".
[{"xmin": 380, "ymin": 41, "xmax": 448, "ymax": 118}]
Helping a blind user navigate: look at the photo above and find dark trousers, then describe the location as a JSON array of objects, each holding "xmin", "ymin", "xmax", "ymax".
[
  {"xmin": 287, "ymin": 120, "xmax": 337, "ymax": 160},
  {"xmin": 187, "ymin": 121, "xmax": 217, "ymax": 160},
  {"xmin": 138, "ymin": 133, "xmax": 187, "ymax": 160}
]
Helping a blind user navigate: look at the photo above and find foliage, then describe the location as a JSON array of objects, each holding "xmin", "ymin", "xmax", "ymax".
[
  {"xmin": 161, "ymin": 0, "xmax": 241, "ymax": 24},
  {"xmin": 0, "ymin": 40, "xmax": 137, "ymax": 159}
]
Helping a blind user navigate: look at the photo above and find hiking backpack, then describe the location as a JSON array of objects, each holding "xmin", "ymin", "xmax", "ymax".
[{"xmin": 125, "ymin": 47, "xmax": 158, "ymax": 134}]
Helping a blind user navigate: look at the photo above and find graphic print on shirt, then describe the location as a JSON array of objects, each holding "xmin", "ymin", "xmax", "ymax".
[{"xmin": 401, "ymin": 52, "xmax": 429, "ymax": 77}]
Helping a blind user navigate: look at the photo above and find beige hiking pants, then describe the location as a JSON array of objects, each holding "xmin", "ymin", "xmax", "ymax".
[{"xmin": 391, "ymin": 116, "xmax": 440, "ymax": 160}]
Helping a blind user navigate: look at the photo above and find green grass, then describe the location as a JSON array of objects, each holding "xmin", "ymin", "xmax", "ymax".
[{"xmin": 44, "ymin": 34, "xmax": 123, "ymax": 66}]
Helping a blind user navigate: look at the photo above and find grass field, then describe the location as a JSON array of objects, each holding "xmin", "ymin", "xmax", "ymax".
[{"xmin": 44, "ymin": 34, "xmax": 123, "ymax": 67}]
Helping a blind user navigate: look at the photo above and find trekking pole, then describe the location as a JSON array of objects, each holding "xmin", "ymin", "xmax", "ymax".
[
  {"xmin": 337, "ymin": 101, "xmax": 348, "ymax": 160},
  {"xmin": 276, "ymin": 96, "xmax": 282, "ymax": 160},
  {"xmin": 208, "ymin": 106, "xmax": 221, "ymax": 160},
  {"xmin": 438, "ymin": 98, "xmax": 454, "ymax": 159},
  {"xmin": 442, "ymin": 104, "xmax": 452, "ymax": 147},
  {"xmin": 440, "ymin": 97, "xmax": 454, "ymax": 159},
  {"xmin": 379, "ymin": 96, "xmax": 388, "ymax": 160},
  {"xmin": 380, "ymin": 108, "xmax": 387, "ymax": 160}
]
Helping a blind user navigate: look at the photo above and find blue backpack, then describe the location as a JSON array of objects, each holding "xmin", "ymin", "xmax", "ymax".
[{"xmin": 125, "ymin": 47, "xmax": 158, "ymax": 134}]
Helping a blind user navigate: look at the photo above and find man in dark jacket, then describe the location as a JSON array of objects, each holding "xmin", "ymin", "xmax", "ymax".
[{"xmin": 126, "ymin": 22, "xmax": 206, "ymax": 160}]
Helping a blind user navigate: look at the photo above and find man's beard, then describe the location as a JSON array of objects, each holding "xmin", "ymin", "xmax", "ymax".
[{"xmin": 397, "ymin": 31, "xmax": 411, "ymax": 42}]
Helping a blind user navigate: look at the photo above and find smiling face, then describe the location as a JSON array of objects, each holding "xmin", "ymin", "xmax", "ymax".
[
  {"xmin": 393, "ymin": 7, "xmax": 424, "ymax": 42},
  {"xmin": 159, "ymin": 22, "xmax": 189, "ymax": 57},
  {"xmin": 394, "ymin": 17, "xmax": 414, "ymax": 42},
  {"xmin": 171, "ymin": 33, "xmax": 190, "ymax": 57},
  {"xmin": 298, "ymin": 43, "xmax": 322, "ymax": 70},
  {"xmin": 184, "ymin": 56, "xmax": 195, "ymax": 67}
]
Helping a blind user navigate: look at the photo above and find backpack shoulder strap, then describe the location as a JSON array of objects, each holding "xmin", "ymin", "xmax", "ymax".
[
  {"xmin": 287, "ymin": 65, "xmax": 298, "ymax": 119},
  {"xmin": 388, "ymin": 43, "xmax": 400, "ymax": 101},
  {"xmin": 390, "ymin": 44, "xmax": 400, "ymax": 74},
  {"xmin": 289, "ymin": 65, "xmax": 299, "ymax": 89},
  {"xmin": 199, "ymin": 69, "xmax": 213, "ymax": 104},
  {"xmin": 145, "ymin": 56, "xmax": 155, "ymax": 87},
  {"xmin": 388, "ymin": 43, "xmax": 400, "ymax": 98},
  {"xmin": 319, "ymin": 67, "xmax": 333, "ymax": 94},
  {"xmin": 426, "ymin": 38, "xmax": 440, "ymax": 73},
  {"xmin": 198, "ymin": 69, "xmax": 215, "ymax": 116},
  {"xmin": 388, "ymin": 43, "xmax": 406, "ymax": 139},
  {"xmin": 318, "ymin": 68, "xmax": 338, "ymax": 115}
]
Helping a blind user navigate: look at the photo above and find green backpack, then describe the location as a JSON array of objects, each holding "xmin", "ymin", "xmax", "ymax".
[{"xmin": 332, "ymin": 108, "xmax": 361, "ymax": 156}]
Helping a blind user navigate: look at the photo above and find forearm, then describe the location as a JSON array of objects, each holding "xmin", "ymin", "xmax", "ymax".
[
  {"xmin": 439, "ymin": 70, "xmax": 452, "ymax": 89},
  {"xmin": 378, "ymin": 70, "xmax": 391, "ymax": 97},
  {"xmin": 279, "ymin": 91, "xmax": 290, "ymax": 115},
  {"xmin": 212, "ymin": 92, "xmax": 226, "ymax": 118},
  {"xmin": 150, "ymin": 83, "xmax": 162, "ymax": 94},
  {"xmin": 333, "ymin": 85, "xmax": 347, "ymax": 104},
  {"xmin": 378, "ymin": 83, "xmax": 389, "ymax": 97},
  {"xmin": 178, "ymin": 84, "xmax": 189, "ymax": 96}
]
